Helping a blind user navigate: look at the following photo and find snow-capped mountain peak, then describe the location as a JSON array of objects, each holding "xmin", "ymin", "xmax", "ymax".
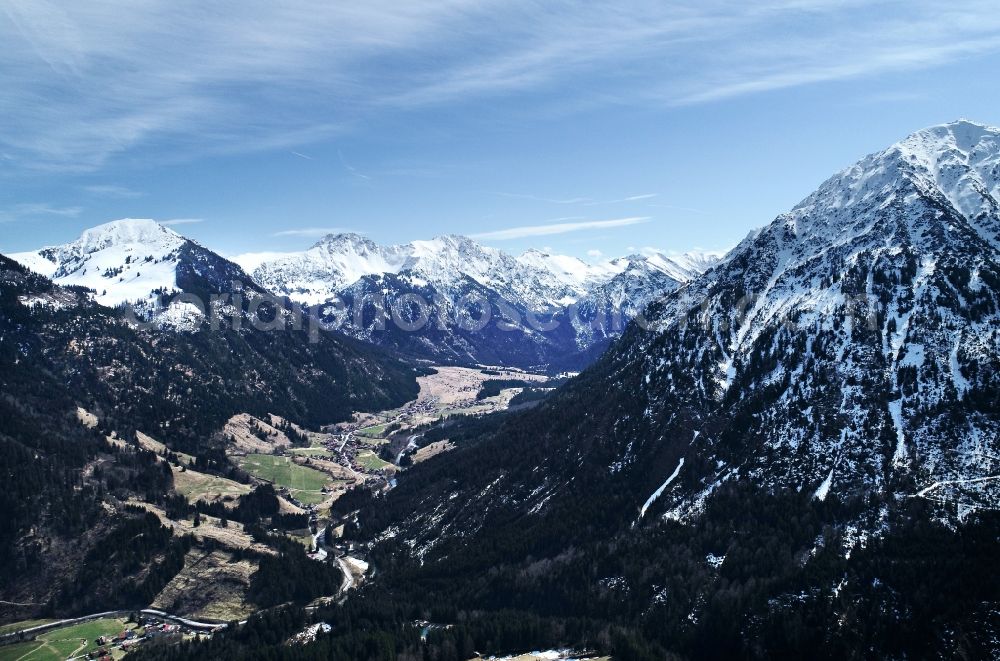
[
  {"xmin": 73, "ymin": 218, "xmax": 184, "ymax": 254},
  {"xmin": 791, "ymin": 119, "xmax": 1000, "ymax": 249},
  {"xmin": 516, "ymin": 248, "xmax": 626, "ymax": 291},
  {"xmin": 624, "ymin": 119, "xmax": 1000, "ymax": 517},
  {"xmin": 10, "ymin": 218, "xmax": 248, "ymax": 308},
  {"xmin": 311, "ymin": 232, "xmax": 381, "ymax": 254},
  {"xmin": 10, "ymin": 217, "xmax": 721, "ymax": 367},
  {"xmin": 11, "ymin": 219, "xmax": 192, "ymax": 306}
]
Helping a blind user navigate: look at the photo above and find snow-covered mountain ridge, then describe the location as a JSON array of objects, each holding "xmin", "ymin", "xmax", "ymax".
[
  {"xmin": 11, "ymin": 217, "xmax": 718, "ymax": 317},
  {"xmin": 11, "ymin": 219, "xmax": 189, "ymax": 307},
  {"xmin": 239, "ymin": 232, "xmax": 719, "ymax": 311},
  {"xmin": 244, "ymin": 234, "xmax": 720, "ymax": 367}
]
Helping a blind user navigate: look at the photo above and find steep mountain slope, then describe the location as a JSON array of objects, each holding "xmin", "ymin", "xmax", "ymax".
[
  {"xmin": 567, "ymin": 250, "xmax": 722, "ymax": 349},
  {"xmin": 515, "ymin": 248, "xmax": 624, "ymax": 292},
  {"xmin": 338, "ymin": 121, "xmax": 1000, "ymax": 658},
  {"xmin": 0, "ymin": 252, "xmax": 415, "ymax": 620}
]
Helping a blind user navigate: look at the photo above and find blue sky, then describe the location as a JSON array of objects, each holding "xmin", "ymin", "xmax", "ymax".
[{"xmin": 2, "ymin": 1, "xmax": 1000, "ymax": 260}]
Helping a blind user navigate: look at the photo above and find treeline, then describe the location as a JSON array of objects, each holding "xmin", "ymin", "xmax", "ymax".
[
  {"xmin": 245, "ymin": 534, "xmax": 343, "ymax": 608},
  {"xmin": 50, "ymin": 510, "xmax": 193, "ymax": 614},
  {"xmin": 507, "ymin": 387, "xmax": 553, "ymax": 407}
]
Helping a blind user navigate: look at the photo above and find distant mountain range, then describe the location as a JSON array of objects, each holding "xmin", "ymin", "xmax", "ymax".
[{"xmin": 11, "ymin": 221, "xmax": 720, "ymax": 370}]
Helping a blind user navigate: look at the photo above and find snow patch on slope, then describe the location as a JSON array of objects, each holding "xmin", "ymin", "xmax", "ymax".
[{"xmin": 638, "ymin": 458, "xmax": 684, "ymax": 520}]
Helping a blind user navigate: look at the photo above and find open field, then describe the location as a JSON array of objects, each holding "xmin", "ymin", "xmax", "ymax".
[
  {"xmin": 471, "ymin": 655, "xmax": 609, "ymax": 661},
  {"xmin": 356, "ymin": 423, "xmax": 388, "ymax": 438},
  {"xmin": 235, "ymin": 454, "xmax": 331, "ymax": 504},
  {"xmin": 297, "ymin": 455, "xmax": 359, "ymax": 481},
  {"xmin": 223, "ymin": 414, "xmax": 293, "ymax": 455},
  {"xmin": 417, "ymin": 366, "xmax": 547, "ymax": 407},
  {"xmin": 135, "ymin": 431, "xmax": 196, "ymax": 465},
  {"xmin": 172, "ymin": 466, "xmax": 251, "ymax": 504},
  {"xmin": 0, "ymin": 617, "xmax": 133, "ymax": 661},
  {"xmin": 288, "ymin": 446, "xmax": 336, "ymax": 458},
  {"xmin": 354, "ymin": 449, "xmax": 392, "ymax": 472}
]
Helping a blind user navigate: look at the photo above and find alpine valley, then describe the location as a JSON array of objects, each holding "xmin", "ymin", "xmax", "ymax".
[{"xmin": 1, "ymin": 120, "xmax": 999, "ymax": 661}]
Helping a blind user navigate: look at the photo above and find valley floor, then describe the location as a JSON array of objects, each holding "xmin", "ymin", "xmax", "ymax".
[{"xmin": 0, "ymin": 364, "xmax": 556, "ymax": 660}]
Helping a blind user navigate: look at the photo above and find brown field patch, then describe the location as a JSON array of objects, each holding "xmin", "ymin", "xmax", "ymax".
[
  {"xmin": 413, "ymin": 440, "xmax": 456, "ymax": 463},
  {"xmin": 127, "ymin": 500, "xmax": 274, "ymax": 555},
  {"xmin": 172, "ymin": 466, "xmax": 251, "ymax": 505},
  {"xmin": 152, "ymin": 548, "xmax": 258, "ymax": 621}
]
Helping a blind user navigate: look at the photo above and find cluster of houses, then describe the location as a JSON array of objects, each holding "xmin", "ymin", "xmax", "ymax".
[
  {"xmin": 88, "ymin": 618, "xmax": 191, "ymax": 658},
  {"xmin": 316, "ymin": 430, "xmax": 385, "ymax": 476},
  {"xmin": 90, "ymin": 628, "xmax": 137, "ymax": 659}
]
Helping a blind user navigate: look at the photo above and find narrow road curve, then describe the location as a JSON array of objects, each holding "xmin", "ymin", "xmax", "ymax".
[
  {"xmin": 335, "ymin": 556, "xmax": 354, "ymax": 596},
  {"xmin": 396, "ymin": 433, "xmax": 423, "ymax": 464},
  {"xmin": 0, "ymin": 608, "xmax": 227, "ymax": 647}
]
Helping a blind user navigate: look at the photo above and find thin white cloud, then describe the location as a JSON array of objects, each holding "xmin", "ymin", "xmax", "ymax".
[
  {"xmin": 587, "ymin": 249, "xmax": 603, "ymax": 258},
  {"xmin": 290, "ymin": 151, "xmax": 313, "ymax": 160},
  {"xmin": 494, "ymin": 192, "xmax": 593, "ymax": 204},
  {"xmin": 646, "ymin": 202, "xmax": 710, "ymax": 215},
  {"xmin": 472, "ymin": 216, "xmax": 649, "ymax": 240},
  {"xmin": 18, "ymin": 203, "xmax": 83, "ymax": 216},
  {"xmin": 338, "ymin": 151, "xmax": 371, "ymax": 181},
  {"xmin": 0, "ymin": 202, "xmax": 83, "ymax": 221},
  {"xmin": 160, "ymin": 218, "xmax": 204, "ymax": 226},
  {"xmin": 497, "ymin": 192, "xmax": 658, "ymax": 206},
  {"xmin": 583, "ymin": 193, "xmax": 659, "ymax": 206},
  {"xmin": 2, "ymin": 1, "xmax": 1000, "ymax": 169},
  {"xmin": 273, "ymin": 227, "xmax": 352, "ymax": 238},
  {"xmin": 82, "ymin": 184, "xmax": 143, "ymax": 198}
]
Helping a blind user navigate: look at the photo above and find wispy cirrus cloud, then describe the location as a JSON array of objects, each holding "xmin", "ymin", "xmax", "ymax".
[
  {"xmin": 160, "ymin": 218, "xmax": 204, "ymax": 226},
  {"xmin": 2, "ymin": 1, "xmax": 1000, "ymax": 170},
  {"xmin": 494, "ymin": 192, "xmax": 593, "ymax": 205},
  {"xmin": 0, "ymin": 202, "xmax": 83, "ymax": 222},
  {"xmin": 81, "ymin": 184, "xmax": 143, "ymax": 198},
  {"xmin": 14, "ymin": 203, "xmax": 82, "ymax": 216},
  {"xmin": 472, "ymin": 216, "xmax": 649, "ymax": 240},
  {"xmin": 495, "ymin": 192, "xmax": 659, "ymax": 206},
  {"xmin": 583, "ymin": 193, "xmax": 658, "ymax": 206}
]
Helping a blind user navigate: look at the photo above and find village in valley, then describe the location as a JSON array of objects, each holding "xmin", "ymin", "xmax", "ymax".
[{"xmin": 0, "ymin": 366, "xmax": 556, "ymax": 661}]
